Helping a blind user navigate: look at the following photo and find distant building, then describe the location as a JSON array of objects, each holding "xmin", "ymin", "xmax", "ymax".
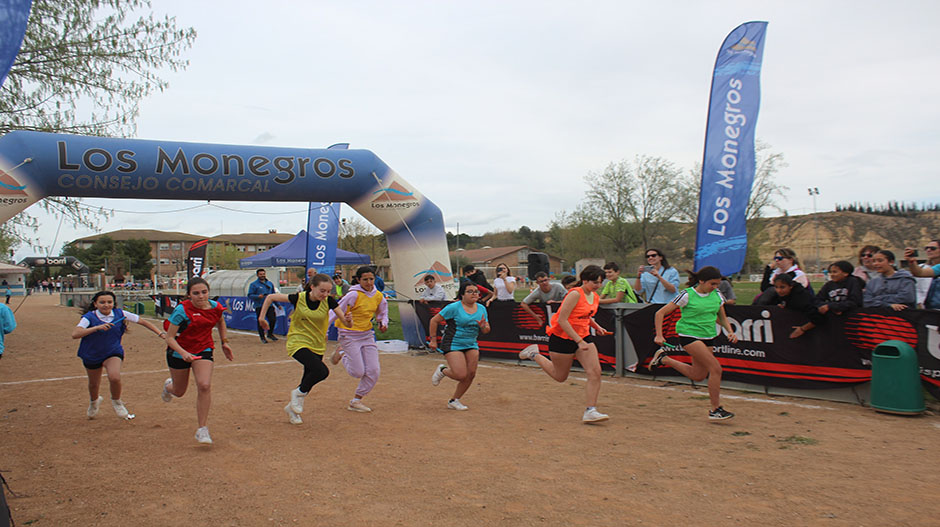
[{"xmin": 450, "ymin": 245, "xmax": 564, "ymax": 278}]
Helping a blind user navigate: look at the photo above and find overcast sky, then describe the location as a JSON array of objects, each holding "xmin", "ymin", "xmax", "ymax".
[{"xmin": 14, "ymin": 0, "xmax": 940, "ymax": 259}]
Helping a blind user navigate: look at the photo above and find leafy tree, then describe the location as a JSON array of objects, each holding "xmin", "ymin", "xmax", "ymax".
[
  {"xmin": 62, "ymin": 236, "xmax": 153, "ymax": 277},
  {"xmin": 576, "ymin": 155, "xmax": 683, "ymax": 255},
  {"xmin": 339, "ymin": 217, "xmax": 387, "ymax": 265},
  {"xmin": 0, "ymin": 0, "xmax": 196, "ymax": 250}
]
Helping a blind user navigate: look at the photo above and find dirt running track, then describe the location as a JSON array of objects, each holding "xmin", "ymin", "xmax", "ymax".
[{"xmin": 0, "ymin": 294, "xmax": 938, "ymax": 526}]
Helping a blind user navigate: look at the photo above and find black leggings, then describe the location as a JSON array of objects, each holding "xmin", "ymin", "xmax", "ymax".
[
  {"xmin": 293, "ymin": 348, "xmax": 330, "ymax": 393},
  {"xmin": 256, "ymin": 307, "xmax": 277, "ymax": 338}
]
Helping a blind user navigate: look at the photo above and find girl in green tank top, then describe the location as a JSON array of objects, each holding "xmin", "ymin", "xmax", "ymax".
[{"xmin": 650, "ymin": 266, "xmax": 738, "ymax": 421}]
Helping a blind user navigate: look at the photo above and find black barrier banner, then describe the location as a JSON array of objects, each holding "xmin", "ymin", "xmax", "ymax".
[
  {"xmin": 623, "ymin": 304, "xmax": 940, "ymax": 398},
  {"xmin": 187, "ymin": 239, "xmax": 208, "ymax": 279},
  {"xmin": 413, "ymin": 300, "xmax": 617, "ymax": 369}
]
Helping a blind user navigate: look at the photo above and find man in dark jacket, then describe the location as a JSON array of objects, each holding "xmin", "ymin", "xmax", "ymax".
[{"xmin": 248, "ymin": 269, "xmax": 278, "ymax": 343}]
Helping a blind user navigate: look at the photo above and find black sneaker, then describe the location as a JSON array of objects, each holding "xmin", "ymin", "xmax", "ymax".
[
  {"xmin": 260, "ymin": 336, "xmax": 268, "ymax": 344},
  {"xmin": 268, "ymin": 334, "xmax": 279, "ymax": 342},
  {"xmin": 649, "ymin": 347, "xmax": 670, "ymax": 368},
  {"xmin": 708, "ymin": 406, "xmax": 734, "ymax": 420}
]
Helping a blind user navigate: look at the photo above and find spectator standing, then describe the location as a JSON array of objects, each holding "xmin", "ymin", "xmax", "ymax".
[
  {"xmin": 599, "ymin": 262, "xmax": 638, "ymax": 304},
  {"xmin": 852, "ymin": 245, "xmax": 881, "ymax": 283},
  {"xmin": 863, "ymin": 250, "xmax": 916, "ymax": 310},
  {"xmin": 248, "ymin": 269, "xmax": 279, "ymax": 344},
  {"xmin": 718, "ymin": 277, "xmax": 737, "ymax": 305},
  {"xmin": 904, "ymin": 242, "xmax": 940, "ymax": 309},
  {"xmin": 816, "ymin": 261, "xmax": 864, "ymax": 315},
  {"xmin": 332, "ymin": 274, "xmax": 351, "ymax": 299},
  {"xmin": 760, "ymin": 248, "xmax": 810, "ymax": 291},
  {"xmin": 520, "ymin": 272, "xmax": 567, "ymax": 327},
  {"xmin": 486, "ymin": 262, "xmax": 516, "ymax": 306},
  {"xmin": 634, "ymin": 249, "xmax": 680, "ymax": 303},
  {"xmin": 461, "ymin": 265, "xmax": 494, "ymax": 303},
  {"xmin": 0, "ymin": 302, "xmax": 16, "ymax": 359},
  {"xmin": 2, "ymin": 281, "xmax": 10, "ymax": 305}
]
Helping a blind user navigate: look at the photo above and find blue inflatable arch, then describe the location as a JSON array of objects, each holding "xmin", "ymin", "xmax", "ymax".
[{"xmin": 0, "ymin": 131, "xmax": 454, "ymax": 345}]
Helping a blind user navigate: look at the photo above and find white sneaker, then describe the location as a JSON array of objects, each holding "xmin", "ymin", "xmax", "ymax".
[
  {"xmin": 284, "ymin": 404, "xmax": 303, "ymax": 425},
  {"xmin": 290, "ymin": 388, "xmax": 306, "ymax": 414},
  {"xmin": 195, "ymin": 426, "xmax": 213, "ymax": 445},
  {"xmin": 111, "ymin": 399, "xmax": 129, "ymax": 419},
  {"xmin": 431, "ymin": 364, "xmax": 447, "ymax": 386},
  {"xmin": 87, "ymin": 396, "xmax": 103, "ymax": 419},
  {"xmin": 161, "ymin": 378, "xmax": 173, "ymax": 403},
  {"xmin": 582, "ymin": 408, "xmax": 609, "ymax": 423},
  {"xmin": 519, "ymin": 345, "xmax": 540, "ymax": 360},
  {"xmin": 447, "ymin": 399, "xmax": 469, "ymax": 411},
  {"xmin": 347, "ymin": 400, "xmax": 372, "ymax": 413}
]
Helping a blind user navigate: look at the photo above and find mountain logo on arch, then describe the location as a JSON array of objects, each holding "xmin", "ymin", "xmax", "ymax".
[
  {"xmin": 371, "ymin": 181, "xmax": 419, "ymax": 210},
  {"xmin": 413, "ymin": 261, "xmax": 453, "ymax": 287},
  {"xmin": 0, "ymin": 169, "xmax": 27, "ymax": 195}
]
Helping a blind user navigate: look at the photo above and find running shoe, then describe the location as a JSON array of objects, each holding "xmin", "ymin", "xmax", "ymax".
[
  {"xmin": 708, "ymin": 407, "xmax": 734, "ymax": 420},
  {"xmin": 582, "ymin": 408, "xmax": 609, "ymax": 423},
  {"xmin": 330, "ymin": 349, "xmax": 343, "ymax": 365},
  {"xmin": 649, "ymin": 347, "xmax": 670, "ymax": 368},
  {"xmin": 347, "ymin": 400, "xmax": 372, "ymax": 413},
  {"xmin": 290, "ymin": 388, "xmax": 306, "ymax": 414},
  {"xmin": 519, "ymin": 344, "xmax": 540, "ymax": 360},
  {"xmin": 431, "ymin": 364, "xmax": 447, "ymax": 386},
  {"xmin": 161, "ymin": 378, "xmax": 173, "ymax": 403},
  {"xmin": 284, "ymin": 404, "xmax": 303, "ymax": 425},
  {"xmin": 111, "ymin": 399, "xmax": 129, "ymax": 419},
  {"xmin": 447, "ymin": 399, "xmax": 469, "ymax": 411},
  {"xmin": 267, "ymin": 333, "xmax": 279, "ymax": 342},
  {"xmin": 195, "ymin": 426, "xmax": 213, "ymax": 444},
  {"xmin": 87, "ymin": 395, "xmax": 103, "ymax": 419}
]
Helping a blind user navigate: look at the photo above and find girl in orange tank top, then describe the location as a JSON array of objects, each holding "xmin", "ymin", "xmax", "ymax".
[{"xmin": 518, "ymin": 265, "xmax": 613, "ymax": 424}]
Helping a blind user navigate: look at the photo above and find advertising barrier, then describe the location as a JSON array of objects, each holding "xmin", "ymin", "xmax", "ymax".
[
  {"xmin": 151, "ymin": 294, "xmax": 292, "ymax": 335},
  {"xmin": 414, "ymin": 300, "xmax": 940, "ymax": 400}
]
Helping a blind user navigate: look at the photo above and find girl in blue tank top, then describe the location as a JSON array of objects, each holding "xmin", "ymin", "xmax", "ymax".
[{"xmin": 71, "ymin": 291, "xmax": 165, "ymax": 420}]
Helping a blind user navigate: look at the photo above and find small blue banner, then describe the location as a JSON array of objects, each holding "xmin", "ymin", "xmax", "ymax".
[
  {"xmin": 694, "ymin": 21, "xmax": 768, "ymax": 275},
  {"xmin": 306, "ymin": 202, "xmax": 342, "ymax": 276}
]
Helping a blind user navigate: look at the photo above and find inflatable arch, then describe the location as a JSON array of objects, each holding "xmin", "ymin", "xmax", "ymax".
[{"xmin": 0, "ymin": 131, "xmax": 455, "ymax": 345}]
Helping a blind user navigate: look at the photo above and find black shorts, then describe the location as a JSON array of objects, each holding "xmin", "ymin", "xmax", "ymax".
[
  {"xmin": 678, "ymin": 336, "xmax": 717, "ymax": 348},
  {"xmin": 166, "ymin": 349, "xmax": 214, "ymax": 370},
  {"xmin": 548, "ymin": 333, "xmax": 593, "ymax": 355},
  {"xmin": 438, "ymin": 347, "xmax": 477, "ymax": 354},
  {"xmin": 82, "ymin": 354, "xmax": 123, "ymax": 370}
]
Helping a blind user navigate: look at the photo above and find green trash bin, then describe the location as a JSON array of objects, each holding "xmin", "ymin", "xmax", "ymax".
[
  {"xmin": 870, "ymin": 340, "xmax": 924, "ymax": 415},
  {"xmin": 134, "ymin": 302, "xmax": 146, "ymax": 315},
  {"xmin": 66, "ymin": 298, "xmax": 74, "ymax": 307}
]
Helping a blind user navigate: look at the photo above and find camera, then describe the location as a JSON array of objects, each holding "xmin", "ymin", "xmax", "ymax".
[
  {"xmin": 912, "ymin": 249, "xmax": 919, "ymax": 257},
  {"xmin": 643, "ymin": 265, "xmax": 654, "ymax": 272}
]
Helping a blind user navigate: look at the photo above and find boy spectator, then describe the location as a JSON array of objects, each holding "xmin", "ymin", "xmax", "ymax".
[
  {"xmin": 419, "ymin": 274, "xmax": 447, "ymax": 302},
  {"xmin": 599, "ymin": 262, "xmax": 638, "ymax": 304},
  {"xmin": 520, "ymin": 272, "xmax": 567, "ymax": 326}
]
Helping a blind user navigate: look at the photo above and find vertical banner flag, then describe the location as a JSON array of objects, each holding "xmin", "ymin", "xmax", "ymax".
[
  {"xmin": 187, "ymin": 239, "xmax": 208, "ymax": 278},
  {"xmin": 693, "ymin": 22, "xmax": 768, "ymax": 275},
  {"xmin": 0, "ymin": 0, "xmax": 32, "ymax": 90},
  {"xmin": 306, "ymin": 202, "xmax": 342, "ymax": 276}
]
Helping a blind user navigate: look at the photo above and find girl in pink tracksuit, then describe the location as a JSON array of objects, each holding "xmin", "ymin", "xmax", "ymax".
[{"xmin": 329, "ymin": 266, "xmax": 388, "ymax": 413}]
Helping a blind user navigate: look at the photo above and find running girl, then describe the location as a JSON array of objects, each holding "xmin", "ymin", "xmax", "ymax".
[
  {"xmin": 649, "ymin": 266, "xmax": 738, "ymax": 420},
  {"xmin": 518, "ymin": 265, "xmax": 613, "ymax": 424},
  {"xmin": 329, "ymin": 266, "xmax": 388, "ymax": 413},
  {"xmin": 258, "ymin": 273, "xmax": 351, "ymax": 424},
  {"xmin": 428, "ymin": 281, "xmax": 490, "ymax": 411},
  {"xmin": 71, "ymin": 291, "xmax": 165, "ymax": 420},
  {"xmin": 161, "ymin": 278, "xmax": 233, "ymax": 444}
]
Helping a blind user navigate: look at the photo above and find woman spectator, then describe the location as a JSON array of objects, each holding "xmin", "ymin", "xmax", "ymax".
[
  {"xmin": 816, "ymin": 261, "xmax": 864, "ymax": 315},
  {"xmin": 634, "ymin": 248, "xmax": 680, "ymax": 303},
  {"xmin": 486, "ymin": 262, "xmax": 516, "ymax": 306},
  {"xmin": 904, "ymin": 241, "xmax": 940, "ymax": 309},
  {"xmin": 852, "ymin": 245, "xmax": 881, "ymax": 283},
  {"xmin": 863, "ymin": 250, "xmax": 916, "ymax": 310},
  {"xmin": 760, "ymin": 247, "xmax": 810, "ymax": 291},
  {"xmin": 757, "ymin": 274, "xmax": 823, "ymax": 339}
]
